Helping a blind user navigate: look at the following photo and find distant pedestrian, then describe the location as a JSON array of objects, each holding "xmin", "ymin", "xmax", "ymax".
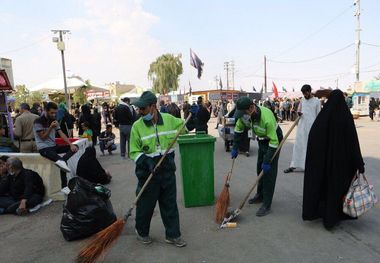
[
  {"xmin": 114, "ymin": 97, "xmax": 135, "ymax": 158},
  {"xmin": 13, "ymin": 103, "xmax": 39, "ymax": 153}
]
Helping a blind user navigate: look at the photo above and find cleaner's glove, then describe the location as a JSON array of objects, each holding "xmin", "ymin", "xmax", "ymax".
[
  {"xmin": 261, "ymin": 163, "xmax": 271, "ymax": 174},
  {"xmin": 231, "ymin": 148, "xmax": 238, "ymax": 159}
]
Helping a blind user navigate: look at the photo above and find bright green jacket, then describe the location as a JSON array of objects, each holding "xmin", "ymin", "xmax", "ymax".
[
  {"xmin": 130, "ymin": 112, "xmax": 185, "ymax": 163},
  {"xmin": 234, "ymin": 106, "xmax": 279, "ymax": 163}
]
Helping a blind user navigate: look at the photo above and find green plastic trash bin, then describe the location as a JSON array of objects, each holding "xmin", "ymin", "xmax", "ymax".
[{"xmin": 177, "ymin": 132, "xmax": 216, "ymax": 208}]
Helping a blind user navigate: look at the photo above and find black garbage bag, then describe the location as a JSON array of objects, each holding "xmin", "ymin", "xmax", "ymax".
[{"xmin": 60, "ymin": 177, "xmax": 116, "ymax": 241}]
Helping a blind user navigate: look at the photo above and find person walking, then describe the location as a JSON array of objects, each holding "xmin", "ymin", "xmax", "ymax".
[
  {"xmin": 92, "ymin": 108, "xmax": 102, "ymax": 145},
  {"xmin": 130, "ymin": 91, "xmax": 186, "ymax": 247},
  {"xmin": 13, "ymin": 103, "xmax": 39, "ymax": 153},
  {"xmin": 369, "ymin": 97, "xmax": 377, "ymax": 121},
  {"xmin": 284, "ymin": 85, "xmax": 321, "ymax": 173},
  {"xmin": 114, "ymin": 97, "xmax": 135, "ymax": 158},
  {"xmin": 195, "ymin": 96, "xmax": 211, "ymax": 134},
  {"xmin": 303, "ymin": 89, "xmax": 365, "ymax": 229},
  {"xmin": 231, "ymin": 97, "xmax": 283, "ymax": 216}
]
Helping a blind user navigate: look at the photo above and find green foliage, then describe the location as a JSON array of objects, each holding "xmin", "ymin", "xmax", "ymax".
[
  {"xmin": 148, "ymin": 54, "xmax": 183, "ymax": 95},
  {"xmin": 73, "ymin": 80, "xmax": 91, "ymax": 104},
  {"xmin": 49, "ymin": 93, "xmax": 66, "ymax": 104},
  {"xmin": 12, "ymin": 85, "xmax": 44, "ymax": 108}
]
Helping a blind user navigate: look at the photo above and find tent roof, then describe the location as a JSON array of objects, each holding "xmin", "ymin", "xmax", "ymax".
[{"xmin": 30, "ymin": 73, "xmax": 87, "ymax": 93}]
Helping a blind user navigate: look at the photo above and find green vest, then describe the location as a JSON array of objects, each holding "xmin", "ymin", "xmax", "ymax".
[
  {"xmin": 130, "ymin": 112, "xmax": 185, "ymax": 162},
  {"xmin": 235, "ymin": 106, "xmax": 279, "ymax": 149}
]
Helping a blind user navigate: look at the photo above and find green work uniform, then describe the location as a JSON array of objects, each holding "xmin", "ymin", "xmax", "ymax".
[
  {"xmin": 233, "ymin": 106, "xmax": 283, "ymax": 208},
  {"xmin": 130, "ymin": 112, "xmax": 185, "ymax": 238}
]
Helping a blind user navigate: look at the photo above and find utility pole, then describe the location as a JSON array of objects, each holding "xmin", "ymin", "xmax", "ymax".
[
  {"xmin": 264, "ymin": 55, "xmax": 267, "ymax": 94},
  {"xmin": 230, "ymin": 61, "xmax": 235, "ymax": 90},
  {"xmin": 354, "ymin": 0, "xmax": 361, "ymax": 82},
  {"xmin": 52, "ymin": 29, "xmax": 71, "ymax": 109},
  {"xmin": 224, "ymin": 62, "xmax": 230, "ymax": 90},
  {"xmin": 214, "ymin": 75, "xmax": 219, "ymax": 89}
]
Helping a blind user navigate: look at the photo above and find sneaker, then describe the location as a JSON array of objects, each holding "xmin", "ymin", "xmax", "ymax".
[
  {"xmin": 248, "ymin": 194, "xmax": 263, "ymax": 204},
  {"xmin": 60, "ymin": 186, "xmax": 71, "ymax": 195},
  {"xmin": 165, "ymin": 237, "xmax": 187, "ymax": 248},
  {"xmin": 55, "ymin": 160, "xmax": 71, "ymax": 173},
  {"xmin": 135, "ymin": 229, "xmax": 153, "ymax": 245},
  {"xmin": 29, "ymin": 204, "xmax": 41, "ymax": 213},
  {"xmin": 256, "ymin": 205, "xmax": 271, "ymax": 217}
]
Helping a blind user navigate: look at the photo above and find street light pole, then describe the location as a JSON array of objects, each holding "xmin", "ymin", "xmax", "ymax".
[
  {"xmin": 354, "ymin": 0, "xmax": 361, "ymax": 82},
  {"xmin": 52, "ymin": 29, "xmax": 71, "ymax": 109}
]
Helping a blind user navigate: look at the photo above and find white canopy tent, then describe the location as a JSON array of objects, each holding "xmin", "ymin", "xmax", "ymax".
[{"xmin": 30, "ymin": 73, "xmax": 87, "ymax": 93}]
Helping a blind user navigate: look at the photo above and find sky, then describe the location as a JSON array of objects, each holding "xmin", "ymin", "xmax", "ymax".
[{"xmin": 1, "ymin": 0, "xmax": 380, "ymax": 92}]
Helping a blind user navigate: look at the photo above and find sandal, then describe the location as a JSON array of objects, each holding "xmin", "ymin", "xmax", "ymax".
[{"xmin": 284, "ymin": 167, "xmax": 295, "ymax": 173}]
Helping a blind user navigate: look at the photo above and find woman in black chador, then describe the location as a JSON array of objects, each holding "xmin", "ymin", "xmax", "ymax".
[{"xmin": 302, "ymin": 89, "xmax": 365, "ymax": 229}]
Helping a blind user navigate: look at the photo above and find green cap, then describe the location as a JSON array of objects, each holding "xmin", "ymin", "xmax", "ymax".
[
  {"xmin": 133, "ymin": 91, "xmax": 157, "ymax": 108},
  {"xmin": 234, "ymin": 96, "xmax": 254, "ymax": 119}
]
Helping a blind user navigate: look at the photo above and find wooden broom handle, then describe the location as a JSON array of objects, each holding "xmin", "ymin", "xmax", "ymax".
[
  {"xmin": 132, "ymin": 113, "xmax": 192, "ymax": 207},
  {"xmin": 238, "ymin": 116, "xmax": 301, "ymax": 210}
]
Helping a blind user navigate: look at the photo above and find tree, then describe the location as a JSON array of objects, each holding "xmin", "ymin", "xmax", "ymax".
[
  {"xmin": 148, "ymin": 54, "xmax": 183, "ymax": 95},
  {"xmin": 13, "ymin": 85, "xmax": 29, "ymax": 107},
  {"xmin": 12, "ymin": 85, "xmax": 44, "ymax": 108},
  {"xmin": 73, "ymin": 80, "xmax": 91, "ymax": 105}
]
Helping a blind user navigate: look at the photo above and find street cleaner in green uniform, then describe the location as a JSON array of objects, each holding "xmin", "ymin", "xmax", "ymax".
[
  {"xmin": 130, "ymin": 91, "xmax": 187, "ymax": 247},
  {"xmin": 231, "ymin": 97, "xmax": 283, "ymax": 216}
]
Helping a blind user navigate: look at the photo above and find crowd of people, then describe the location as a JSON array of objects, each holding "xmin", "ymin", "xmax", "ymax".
[{"xmin": 0, "ymin": 87, "xmax": 377, "ymax": 250}]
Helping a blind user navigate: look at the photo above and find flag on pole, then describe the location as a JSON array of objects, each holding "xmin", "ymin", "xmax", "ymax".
[
  {"xmin": 190, "ymin": 49, "xmax": 204, "ymax": 79},
  {"xmin": 189, "ymin": 81, "xmax": 192, "ymax": 96},
  {"xmin": 219, "ymin": 75, "xmax": 223, "ymax": 90},
  {"xmin": 272, "ymin": 81, "xmax": 279, "ymax": 98},
  {"xmin": 252, "ymin": 86, "xmax": 256, "ymax": 92}
]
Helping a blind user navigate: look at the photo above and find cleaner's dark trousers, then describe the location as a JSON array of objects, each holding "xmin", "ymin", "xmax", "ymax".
[
  {"xmin": 135, "ymin": 161, "xmax": 180, "ymax": 239},
  {"xmin": 256, "ymin": 127, "xmax": 283, "ymax": 208}
]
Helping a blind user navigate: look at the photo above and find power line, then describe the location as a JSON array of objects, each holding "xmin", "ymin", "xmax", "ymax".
[
  {"xmin": 267, "ymin": 43, "xmax": 354, "ymax": 64},
  {"xmin": 362, "ymin": 42, "xmax": 380, "ymax": 48},
  {"xmin": 273, "ymin": 4, "xmax": 354, "ymax": 59},
  {"xmin": 0, "ymin": 35, "xmax": 50, "ymax": 54}
]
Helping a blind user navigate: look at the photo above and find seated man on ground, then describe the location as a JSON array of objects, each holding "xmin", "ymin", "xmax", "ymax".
[
  {"xmin": 33, "ymin": 102, "xmax": 78, "ymax": 192},
  {"xmin": 0, "ymin": 157, "xmax": 45, "ymax": 215},
  {"xmin": 98, "ymin": 124, "xmax": 116, "ymax": 155},
  {"xmin": 77, "ymin": 147, "xmax": 112, "ymax": 185},
  {"xmin": 0, "ymin": 127, "xmax": 18, "ymax": 153}
]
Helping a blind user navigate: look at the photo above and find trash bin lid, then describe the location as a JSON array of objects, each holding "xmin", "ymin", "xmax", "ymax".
[{"xmin": 177, "ymin": 133, "xmax": 216, "ymax": 144}]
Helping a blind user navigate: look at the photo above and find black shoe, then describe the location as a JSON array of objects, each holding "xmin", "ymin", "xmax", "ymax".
[
  {"xmin": 165, "ymin": 237, "xmax": 187, "ymax": 248},
  {"xmin": 248, "ymin": 194, "xmax": 263, "ymax": 204},
  {"xmin": 284, "ymin": 167, "xmax": 295, "ymax": 173},
  {"xmin": 256, "ymin": 205, "xmax": 271, "ymax": 217}
]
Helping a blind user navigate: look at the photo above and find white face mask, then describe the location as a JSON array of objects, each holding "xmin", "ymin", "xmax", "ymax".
[{"xmin": 242, "ymin": 114, "xmax": 251, "ymax": 122}]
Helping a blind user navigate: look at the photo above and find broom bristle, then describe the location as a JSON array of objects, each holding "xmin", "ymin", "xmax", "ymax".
[
  {"xmin": 76, "ymin": 218, "xmax": 126, "ymax": 263},
  {"xmin": 215, "ymin": 182, "xmax": 230, "ymax": 224}
]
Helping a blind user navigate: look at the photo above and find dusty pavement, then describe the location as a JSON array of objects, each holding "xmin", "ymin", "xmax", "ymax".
[{"xmin": 0, "ymin": 117, "xmax": 379, "ymax": 263}]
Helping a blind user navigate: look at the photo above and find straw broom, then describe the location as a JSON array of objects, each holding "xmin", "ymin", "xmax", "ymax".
[
  {"xmin": 215, "ymin": 159, "xmax": 235, "ymax": 224},
  {"xmin": 76, "ymin": 114, "xmax": 192, "ymax": 263}
]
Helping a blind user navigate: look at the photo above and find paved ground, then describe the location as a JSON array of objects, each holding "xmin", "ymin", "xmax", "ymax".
[{"xmin": 1, "ymin": 117, "xmax": 379, "ymax": 263}]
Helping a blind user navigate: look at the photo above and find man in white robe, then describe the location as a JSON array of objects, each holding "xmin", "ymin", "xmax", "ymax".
[{"xmin": 284, "ymin": 85, "xmax": 321, "ymax": 173}]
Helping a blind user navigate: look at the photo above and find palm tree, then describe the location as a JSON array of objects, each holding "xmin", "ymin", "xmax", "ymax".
[{"xmin": 148, "ymin": 54, "xmax": 183, "ymax": 95}]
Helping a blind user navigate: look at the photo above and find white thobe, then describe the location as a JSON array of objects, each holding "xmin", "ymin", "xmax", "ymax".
[{"xmin": 290, "ymin": 97, "xmax": 321, "ymax": 169}]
